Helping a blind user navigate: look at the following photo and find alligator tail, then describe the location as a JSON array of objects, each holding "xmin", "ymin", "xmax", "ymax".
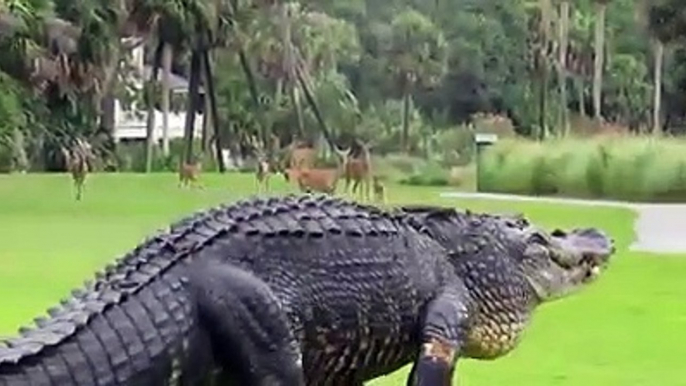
[
  {"xmin": 0, "ymin": 199, "xmax": 237, "ymax": 385},
  {"xmin": 0, "ymin": 272, "xmax": 215, "ymax": 386}
]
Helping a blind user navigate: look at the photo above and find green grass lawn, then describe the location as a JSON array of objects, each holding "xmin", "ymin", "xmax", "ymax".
[{"xmin": 1, "ymin": 172, "xmax": 685, "ymax": 385}]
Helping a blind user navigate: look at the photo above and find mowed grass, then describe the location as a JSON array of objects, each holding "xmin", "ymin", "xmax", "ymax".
[{"xmin": 1, "ymin": 172, "xmax": 685, "ymax": 385}]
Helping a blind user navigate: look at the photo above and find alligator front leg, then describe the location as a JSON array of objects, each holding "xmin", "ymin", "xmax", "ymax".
[
  {"xmin": 407, "ymin": 282, "xmax": 473, "ymax": 386},
  {"xmin": 189, "ymin": 261, "xmax": 305, "ymax": 386}
]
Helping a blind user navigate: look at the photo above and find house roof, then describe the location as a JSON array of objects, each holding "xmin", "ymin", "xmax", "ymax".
[{"xmin": 141, "ymin": 65, "xmax": 205, "ymax": 94}]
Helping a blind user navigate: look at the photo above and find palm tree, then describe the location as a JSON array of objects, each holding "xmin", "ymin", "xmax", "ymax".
[
  {"xmin": 183, "ymin": 40, "xmax": 202, "ymax": 165},
  {"xmin": 224, "ymin": 0, "xmax": 273, "ymax": 151},
  {"xmin": 144, "ymin": 40, "xmax": 163, "ymax": 172},
  {"xmin": 387, "ymin": 8, "xmax": 447, "ymax": 153},
  {"xmin": 651, "ymin": 41, "xmax": 664, "ymax": 135},
  {"xmin": 140, "ymin": 2, "xmax": 197, "ymax": 171},
  {"xmin": 137, "ymin": 0, "xmax": 230, "ymax": 171},
  {"xmin": 180, "ymin": 3, "xmax": 222, "ymax": 167},
  {"xmin": 557, "ymin": 0, "xmax": 571, "ymax": 135},
  {"xmin": 592, "ymin": 0, "xmax": 611, "ymax": 122},
  {"xmin": 0, "ymin": 0, "xmax": 139, "ymax": 169},
  {"xmin": 280, "ymin": 2, "xmax": 304, "ymax": 138},
  {"xmin": 201, "ymin": 37, "xmax": 225, "ymax": 170},
  {"xmin": 645, "ymin": 0, "xmax": 679, "ymax": 135},
  {"xmin": 0, "ymin": 1, "xmax": 45, "ymax": 171},
  {"xmin": 152, "ymin": 1, "xmax": 202, "ymax": 159},
  {"xmin": 567, "ymin": 7, "xmax": 593, "ymax": 118},
  {"xmin": 146, "ymin": 23, "xmax": 179, "ymax": 161},
  {"xmin": 0, "ymin": 0, "xmax": 196, "ymax": 173},
  {"xmin": 526, "ymin": 0, "xmax": 554, "ymax": 140},
  {"xmin": 228, "ymin": 1, "xmax": 348, "ymax": 155},
  {"xmin": 160, "ymin": 41, "xmax": 172, "ymax": 156},
  {"xmin": 539, "ymin": 0, "xmax": 552, "ymax": 139}
]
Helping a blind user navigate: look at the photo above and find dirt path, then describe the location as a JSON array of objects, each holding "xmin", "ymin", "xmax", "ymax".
[{"xmin": 439, "ymin": 192, "xmax": 686, "ymax": 254}]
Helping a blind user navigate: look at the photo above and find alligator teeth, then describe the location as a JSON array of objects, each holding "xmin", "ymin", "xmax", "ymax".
[{"xmin": 583, "ymin": 264, "xmax": 601, "ymax": 281}]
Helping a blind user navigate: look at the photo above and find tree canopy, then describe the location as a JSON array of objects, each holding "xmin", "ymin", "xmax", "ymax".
[{"xmin": 1, "ymin": 0, "xmax": 686, "ymax": 172}]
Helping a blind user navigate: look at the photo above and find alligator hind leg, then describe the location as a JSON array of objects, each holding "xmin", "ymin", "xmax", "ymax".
[
  {"xmin": 188, "ymin": 262, "xmax": 305, "ymax": 386},
  {"xmin": 407, "ymin": 282, "xmax": 473, "ymax": 386}
]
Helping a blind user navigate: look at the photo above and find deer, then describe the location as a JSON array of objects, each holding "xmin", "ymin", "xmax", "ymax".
[
  {"xmin": 340, "ymin": 139, "xmax": 374, "ymax": 202},
  {"xmin": 61, "ymin": 137, "xmax": 95, "ymax": 201},
  {"xmin": 287, "ymin": 146, "xmax": 351, "ymax": 195},
  {"xmin": 178, "ymin": 155, "xmax": 203, "ymax": 189},
  {"xmin": 372, "ymin": 175, "xmax": 386, "ymax": 204},
  {"xmin": 247, "ymin": 135, "xmax": 273, "ymax": 194},
  {"xmin": 281, "ymin": 139, "xmax": 317, "ymax": 184}
]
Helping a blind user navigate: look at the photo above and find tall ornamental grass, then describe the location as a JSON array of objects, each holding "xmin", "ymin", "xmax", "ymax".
[{"xmin": 479, "ymin": 136, "xmax": 686, "ymax": 202}]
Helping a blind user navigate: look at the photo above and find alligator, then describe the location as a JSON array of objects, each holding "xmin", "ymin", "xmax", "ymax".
[{"xmin": 0, "ymin": 194, "xmax": 615, "ymax": 386}]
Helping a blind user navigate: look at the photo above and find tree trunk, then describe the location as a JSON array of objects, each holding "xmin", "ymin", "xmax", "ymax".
[
  {"xmin": 538, "ymin": 65, "xmax": 548, "ymax": 140},
  {"xmin": 402, "ymin": 89, "xmax": 411, "ymax": 153},
  {"xmin": 201, "ymin": 90, "xmax": 212, "ymax": 153},
  {"xmin": 558, "ymin": 1, "xmax": 570, "ymax": 136},
  {"xmin": 653, "ymin": 39, "xmax": 664, "ymax": 136},
  {"xmin": 100, "ymin": 92, "xmax": 116, "ymax": 145},
  {"xmin": 295, "ymin": 66, "xmax": 334, "ymax": 148},
  {"xmin": 101, "ymin": 45, "xmax": 123, "ymax": 103},
  {"xmin": 238, "ymin": 48, "xmax": 270, "ymax": 148},
  {"xmin": 183, "ymin": 47, "xmax": 202, "ymax": 164},
  {"xmin": 592, "ymin": 2, "xmax": 606, "ymax": 122},
  {"xmin": 281, "ymin": 2, "xmax": 304, "ymax": 139},
  {"xmin": 31, "ymin": 131, "xmax": 45, "ymax": 171},
  {"xmin": 97, "ymin": 43, "xmax": 123, "ymax": 157},
  {"xmin": 535, "ymin": 0, "xmax": 552, "ymax": 139},
  {"xmin": 275, "ymin": 77, "xmax": 284, "ymax": 106},
  {"xmin": 11, "ymin": 127, "xmax": 28, "ymax": 172},
  {"xmin": 201, "ymin": 47, "xmax": 227, "ymax": 173},
  {"xmin": 145, "ymin": 41, "xmax": 164, "ymax": 173},
  {"xmin": 290, "ymin": 84, "xmax": 305, "ymax": 138},
  {"xmin": 577, "ymin": 77, "xmax": 586, "ymax": 117},
  {"xmin": 161, "ymin": 43, "xmax": 172, "ymax": 157}
]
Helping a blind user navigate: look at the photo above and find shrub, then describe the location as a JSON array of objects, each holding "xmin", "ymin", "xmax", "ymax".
[
  {"xmin": 448, "ymin": 165, "xmax": 474, "ymax": 187},
  {"xmin": 399, "ymin": 161, "xmax": 450, "ymax": 187},
  {"xmin": 381, "ymin": 153, "xmax": 426, "ymax": 175},
  {"xmin": 479, "ymin": 135, "xmax": 686, "ymax": 202},
  {"xmin": 430, "ymin": 127, "xmax": 475, "ymax": 167}
]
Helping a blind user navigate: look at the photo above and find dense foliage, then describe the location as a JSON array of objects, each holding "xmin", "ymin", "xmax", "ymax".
[
  {"xmin": 0, "ymin": 0, "xmax": 686, "ymax": 174},
  {"xmin": 480, "ymin": 136, "xmax": 686, "ymax": 202}
]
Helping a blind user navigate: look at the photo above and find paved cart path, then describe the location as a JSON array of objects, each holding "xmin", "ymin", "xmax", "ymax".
[{"xmin": 439, "ymin": 192, "xmax": 686, "ymax": 254}]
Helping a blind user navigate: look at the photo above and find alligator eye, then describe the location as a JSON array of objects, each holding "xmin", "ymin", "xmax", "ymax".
[
  {"xmin": 528, "ymin": 232, "xmax": 549, "ymax": 245},
  {"xmin": 551, "ymin": 229, "xmax": 566, "ymax": 237}
]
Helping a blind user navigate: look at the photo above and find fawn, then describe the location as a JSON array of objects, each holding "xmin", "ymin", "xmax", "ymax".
[
  {"xmin": 247, "ymin": 134, "xmax": 275, "ymax": 194},
  {"xmin": 255, "ymin": 155, "xmax": 272, "ymax": 194},
  {"xmin": 178, "ymin": 157, "xmax": 202, "ymax": 189},
  {"xmin": 61, "ymin": 138, "xmax": 93, "ymax": 201},
  {"xmin": 372, "ymin": 175, "xmax": 386, "ymax": 204},
  {"xmin": 339, "ymin": 139, "xmax": 374, "ymax": 202}
]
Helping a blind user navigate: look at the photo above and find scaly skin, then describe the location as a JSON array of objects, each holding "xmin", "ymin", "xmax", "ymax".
[{"xmin": 0, "ymin": 194, "xmax": 615, "ymax": 385}]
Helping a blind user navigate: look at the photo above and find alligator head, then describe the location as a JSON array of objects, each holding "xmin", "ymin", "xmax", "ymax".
[
  {"xmin": 399, "ymin": 206, "xmax": 616, "ymax": 302},
  {"xmin": 516, "ymin": 226, "xmax": 615, "ymax": 302}
]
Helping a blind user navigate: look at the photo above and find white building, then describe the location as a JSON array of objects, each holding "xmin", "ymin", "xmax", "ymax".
[{"xmin": 112, "ymin": 43, "xmax": 204, "ymax": 143}]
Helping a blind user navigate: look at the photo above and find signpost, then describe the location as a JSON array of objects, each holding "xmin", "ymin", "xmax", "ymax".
[{"xmin": 474, "ymin": 133, "xmax": 498, "ymax": 192}]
